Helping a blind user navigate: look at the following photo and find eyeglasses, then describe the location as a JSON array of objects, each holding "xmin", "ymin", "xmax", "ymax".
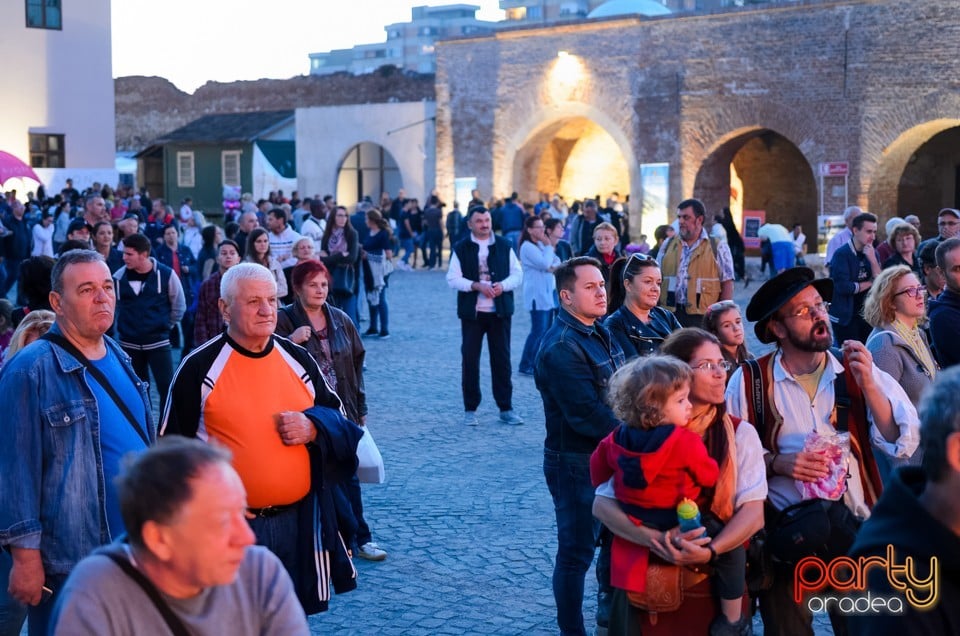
[
  {"xmin": 784, "ymin": 301, "xmax": 831, "ymax": 320},
  {"xmin": 894, "ymin": 285, "xmax": 926, "ymax": 298},
  {"xmin": 691, "ymin": 360, "xmax": 733, "ymax": 374}
]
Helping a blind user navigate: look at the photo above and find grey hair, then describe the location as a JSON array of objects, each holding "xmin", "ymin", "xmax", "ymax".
[
  {"xmin": 219, "ymin": 262, "xmax": 277, "ymax": 303},
  {"xmin": 843, "ymin": 206, "xmax": 863, "ymax": 223},
  {"xmin": 919, "ymin": 366, "xmax": 960, "ymax": 482},
  {"xmin": 51, "ymin": 249, "xmax": 107, "ymax": 294}
]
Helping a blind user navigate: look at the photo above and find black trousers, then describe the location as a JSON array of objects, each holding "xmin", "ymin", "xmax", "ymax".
[{"xmin": 461, "ymin": 312, "xmax": 513, "ymax": 412}]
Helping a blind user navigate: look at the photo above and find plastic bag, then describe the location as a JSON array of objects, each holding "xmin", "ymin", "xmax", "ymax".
[
  {"xmin": 795, "ymin": 431, "xmax": 850, "ymax": 500},
  {"xmin": 356, "ymin": 427, "xmax": 385, "ymax": 484}
]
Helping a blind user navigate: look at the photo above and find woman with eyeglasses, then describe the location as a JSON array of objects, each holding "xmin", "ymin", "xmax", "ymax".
[
  {"xmin": 882, "ymin": 222, "xmax": 922, "ymax": 276},
  {"xmin": 594, "ymin": 328, "xmax": 765, "ymax": 636},
  {"xmin": 604, "ymin": 254, "xmax": 681, "ymax": 359},
  {"xmin": 702, "ymin": 300, "xmax": 751, "ymax": 377},
  {"xmin": 863, "ymin": 265, "xmax": 933, "ymax": 477},
  {"xmin": 518, "ymin": 216, "xmax": 560, "ymax": 375}
]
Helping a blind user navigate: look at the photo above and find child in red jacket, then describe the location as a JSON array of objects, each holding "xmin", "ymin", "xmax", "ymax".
[{"xmin": 591, "ymin": 355, "xmax": 747, "ymax": 633}]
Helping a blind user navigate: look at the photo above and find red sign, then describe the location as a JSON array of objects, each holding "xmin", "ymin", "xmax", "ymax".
[{"xmin": 819, "ymin": 162, "xmax": 849, "ymax": 177}]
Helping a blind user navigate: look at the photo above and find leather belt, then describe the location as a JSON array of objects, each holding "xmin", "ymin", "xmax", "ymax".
[{"xmin": 247, "ymin": 502, "xmax": 298, "ymax": 518}]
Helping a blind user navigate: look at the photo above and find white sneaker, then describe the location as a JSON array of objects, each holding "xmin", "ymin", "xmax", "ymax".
[
  {"xmin": 356, "ymin": 542, "xmax": 387, "ymax": 561},
  {"xmin": 462, "ymin": 411, "xmax": 479, "ymax": 426},
  {"xmin": 499, "ymin": 410, "xmax": 524, "ymax": 425}
]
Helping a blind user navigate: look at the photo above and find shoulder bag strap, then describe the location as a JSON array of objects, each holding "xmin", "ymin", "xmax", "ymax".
[
  {"xmin": 41, "ymin": 333, "xmax": 150, "ymax": 446},
  {"xmin": 103, "ymin": 552, "xmax": 192, "ymax": 636},
  {"xmin": 830, "ymin": 347, "xmax": 850, "ymax": 433},
  {"xmin": 743, "ymin": 358, "xmax": 765, "ymax": 439}
]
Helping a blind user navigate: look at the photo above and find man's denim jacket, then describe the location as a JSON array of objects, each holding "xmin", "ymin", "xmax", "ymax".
[{"xmin": 0, "ymin": 323, "xmax": 154, "ymax": 576}]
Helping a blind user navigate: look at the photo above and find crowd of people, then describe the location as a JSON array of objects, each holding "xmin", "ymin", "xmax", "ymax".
[{"xmin": 1, "ymin": 179, "xmax": 960, "ymax": 636}]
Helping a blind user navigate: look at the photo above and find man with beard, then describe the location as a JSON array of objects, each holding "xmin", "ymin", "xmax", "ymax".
[
  {"xmin": 725, "ymin": 267, "xmax": 919, "ymax": 636},
  {"xmin": 656, "ymin": 198, "xmax": 735, "ymax": 328}
]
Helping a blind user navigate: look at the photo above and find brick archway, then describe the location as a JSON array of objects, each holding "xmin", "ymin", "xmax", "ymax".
[
  {"xmin": 693, "ymin": 127, "xmax": 817, "ymax": 252},
  {"xmin": 866, "ymin": 119, "xmax": 960, "ymax": 226}
]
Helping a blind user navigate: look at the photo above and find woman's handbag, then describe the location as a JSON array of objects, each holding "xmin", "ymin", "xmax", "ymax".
[
  {"xmin": 626, "ymin": 561, "xmax": 709, "ymax": 615},
  {"xmin": 356, "ymin": 426, "xmax": 385, "ymax": 484},
  {"xmin": 331, "ymin": 264, "xmax": 355, "ymax": 294}
]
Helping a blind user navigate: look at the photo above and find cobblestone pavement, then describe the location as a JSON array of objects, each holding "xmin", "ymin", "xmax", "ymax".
[{"xmin": 305, "ymin": 269, "xmax": 834, "ymax": 635}]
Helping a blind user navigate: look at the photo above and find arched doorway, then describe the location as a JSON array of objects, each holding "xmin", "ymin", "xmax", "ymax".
[
  {"xmin": 694, "ymin": 129, "xmax": 817, "ymax": 253},
  {"xmin": 869, "ymin": 120, "xmax": 960, "ymax": 233},
  {"xmin": 336, "ymin": 142, "xmax": 402, "ymax": 210},
  {"xmin": 512, "ymin": 117, "xmax": 630, "ymax": 211}
]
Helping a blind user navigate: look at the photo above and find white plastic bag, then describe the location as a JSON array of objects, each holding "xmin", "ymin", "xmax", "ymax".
[{"xmin": 356, "ymin": 427, "xmax": 385, "ymax": 484}]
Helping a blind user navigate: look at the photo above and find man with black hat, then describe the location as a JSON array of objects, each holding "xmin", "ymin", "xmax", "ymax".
[
  {"xmin": 66, "ymin": 217, "xmax": 91, "ymax": 246},
  {"xmin": 725, "ymin": 267, "xmax": 919, "ymax": 636}
]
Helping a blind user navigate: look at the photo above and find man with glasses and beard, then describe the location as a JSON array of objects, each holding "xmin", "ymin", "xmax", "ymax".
[{"xmin": 724, "ymin": 267, "xmax": 919, "ymax": 636}]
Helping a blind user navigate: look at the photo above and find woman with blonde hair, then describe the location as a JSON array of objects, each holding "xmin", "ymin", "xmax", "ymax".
[
  {"xmin": 863, "ymin": 264, "xmax": 933, "ymax": 477},
  {"xmin": 882, "ymin": 222, "xmax": 922, "ymax": 275},
  {"xmin": 2, "ymin": 309, "xmax": 55, "ymax": 366}
]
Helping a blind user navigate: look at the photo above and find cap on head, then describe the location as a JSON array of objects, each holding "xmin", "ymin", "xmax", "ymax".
[{"xmin": 746, "ymin": 267, "xmax": 833, "ymax": 343}]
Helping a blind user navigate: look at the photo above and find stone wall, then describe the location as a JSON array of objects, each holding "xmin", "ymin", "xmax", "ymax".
[
  {"xmin": 115, "ymin": 71, "xmax": 435, "ymax": 152},
  {"xmin": 436, "ymin": 0, "xmax": 960, "ymax": 237}
]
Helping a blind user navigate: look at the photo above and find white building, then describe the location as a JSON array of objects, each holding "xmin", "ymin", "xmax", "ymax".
[
  {"xmin": 296, "ymin": 102, "xmax": 436, "ymax": 210},
  {"xmin": 309, "ymin": 4, "xmax": 497, "ymax": 76},
  {"xmin": 0, "ymin": 0, "xmax": 116, "ymax": 196}
]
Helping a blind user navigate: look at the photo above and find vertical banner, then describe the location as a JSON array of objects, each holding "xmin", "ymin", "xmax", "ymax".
[
  {"xmin": 454, "ymin": 177, "xmax": 477, "ymax": 210},
  {"xmin": 742, "ymin": 210, "xmax": 766, "ymax": 249},
  {"xmin": 640, "ymin": 163, "xmax": 670, "ymax": 231}
]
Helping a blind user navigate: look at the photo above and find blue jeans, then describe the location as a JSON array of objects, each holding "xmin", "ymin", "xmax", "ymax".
[
  {"xmin": 367, "ymin": 287, "xmax": 389, "ymax": 335},
  {"xmin": 0, "ymin": 551, "xmax": 26, "ymax": 636},
  {"xmin": 333, "ymin": 292, "xmax": 359, "ymax": 329},
  {"xmin": 544, "ymin": 450, "xmax": 599, "ymax": 636},
  {"xmin": 519, "ymin": 309, "xmax": 554, "ymax": 374},
  {"xmin": 248, "ymin": 507, "xmax": 300, "ymax": 587},
  {"xmin": 400, "ymin": 238, "xmax": 416, "ymax": 264}
]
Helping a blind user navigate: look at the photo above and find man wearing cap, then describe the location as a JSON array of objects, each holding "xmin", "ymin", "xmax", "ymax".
[
  {"xmin": 917, "ymin": 207, "xmax": 960, "ymax": 259},
  {"xmin": 65, "ymin": 217, "xmax": 91, "ymax": 248},
  {"xmin": 725, "ymin": 267, "xmax": 919, "ymax": 636},
  {"xmin": 656, "ymin": 198, "xmax": 734, "ymax": 327}
]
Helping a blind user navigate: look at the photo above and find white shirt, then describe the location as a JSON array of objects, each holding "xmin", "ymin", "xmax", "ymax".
[
  {"xmin": 757, "ymin": 223, "xmax": 791, "ymax": 244},
  {"xmin": 793, "ymin": 231, "xmax": 807, "ymax": 254},
  {"xmin": 725, "ymin": 349, "xmax": 920, "ymax": 519},
  {"xmin": 268, "ymin": 227, "xmax": 302, "ymax": 263},
  {"xmin": 32, "ymin": 222, "xmax": 55, "ymax": 257},
  {"xmin": 300, "ymin": 217, "xmax": 325, "ymax": 253},
  {"xmin": 446, "ymin": 234, "xmax": 523, "ymax": 314},
  {"xmin": 825, "ymin": 227, "xmax": 853, "ymax": 263}
]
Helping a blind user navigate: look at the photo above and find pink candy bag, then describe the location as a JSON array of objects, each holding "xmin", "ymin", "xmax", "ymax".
[{"xmin": 795, "ymin": 431, "xmax": 850, "ymax": 500}]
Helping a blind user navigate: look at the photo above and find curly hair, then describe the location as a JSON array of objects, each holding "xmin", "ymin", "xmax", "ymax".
[
  {"xmin": 607, "ymin": 355, "xmax": 692, "ymax": 430},
  {"xmin": 862, "ymin": 264, "xmax": 914, "ymax": 327}
]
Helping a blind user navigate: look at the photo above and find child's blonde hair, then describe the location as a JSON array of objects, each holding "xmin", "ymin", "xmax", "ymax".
[{"xmin": 607, "ymin": 355, "xmax": 692, "ymax": 430}]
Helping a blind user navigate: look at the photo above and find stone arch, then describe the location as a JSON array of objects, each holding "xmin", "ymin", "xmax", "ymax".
[
  {"xmin": 334, "ymin": 141, "xmax": 403, "ymax": 211},
  {"xmin": 867, "ymin": 119, "xmax": 960, "ymax": 223},
  {"xmin": 693, "ymin": 126, "xmax": 818, "ymax": 252},
  {"xmin": 500, "ymin": 102, "xmax": 639, "ymax": 221}
]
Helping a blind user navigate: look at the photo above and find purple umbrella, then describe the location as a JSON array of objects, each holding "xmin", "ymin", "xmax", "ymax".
[{"xmin": 0, "ymin": 151, "xmax": 41, "ymax": 185}]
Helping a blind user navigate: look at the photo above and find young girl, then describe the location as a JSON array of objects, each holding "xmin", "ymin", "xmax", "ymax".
[
  {"xmin": 703, "ymin": 300, "xmax": 751, "ymax": 376},
  {"xmin": 590, "ymin": 355, "xmax": 749, "ymax": 635}
]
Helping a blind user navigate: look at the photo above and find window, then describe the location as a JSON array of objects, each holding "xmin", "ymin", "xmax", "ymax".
[
  {"xmin": 505, "ymin": 7, "xmax": 527, "ymax": 20},
  {"xmin": 527, "ymin": 6, "xmax": 542, "ymax": 19},
  {"xmin": 177, "ymin": 151, "xmax": 195, "ymax": 188},
  {"xmin": 26, "ymin": 0, "xmax": 61, "ymax": 29},
  {"xmin": 222, "ymin": 151, "xmax": 241, "ymax": 187},
  {"xmin": 29, "ymin": 133, "xmax": 64, "ymax": 168},
  {"xmin": 421, "ymin": 44, "xmax": 435, "ymax": 55}
]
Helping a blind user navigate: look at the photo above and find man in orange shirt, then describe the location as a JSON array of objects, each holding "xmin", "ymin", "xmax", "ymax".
[{"xmin": 161, "ymin": 262, "xmax": 362, "ymax": 615}]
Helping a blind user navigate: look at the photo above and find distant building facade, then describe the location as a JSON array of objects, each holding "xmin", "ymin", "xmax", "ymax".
[
  {"xmin": 0, "ymin": 0, "xmax": 116, "ymax": 194},
  {"xmin": 309, "ymin": 4, "xmax": 497, "ymax": 76}
]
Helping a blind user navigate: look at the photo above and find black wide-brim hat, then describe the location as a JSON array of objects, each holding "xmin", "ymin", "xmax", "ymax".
[{"xmin": 746, "ymin": 267, "xmax": 833, "ymax": 344}]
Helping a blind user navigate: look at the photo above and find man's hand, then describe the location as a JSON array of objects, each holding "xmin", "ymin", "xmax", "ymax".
[
  {"xmin": 472, "ymin": 281, "xmax": 497, "ymax": 298},
  {"xmin": 841, "ymin": 340, "xmax": 875, "ymax": 391},
  {"xmin": 277, "ymin": 411, "xmax": 317, "ymax": 446},
  {"xmin": 775, "ymin": 451, "xmax": 831, "ymax": 483},
  {"xmin": 490, "ymin": 282, "xmax": 503, "ymax": 297},
  {"xmin": 9, "ymin": 548, "xmax": 44, "ymax": 606},
  {"xmin": 862, "ymin": 242, "xmax": 877, "ymax": 263}
]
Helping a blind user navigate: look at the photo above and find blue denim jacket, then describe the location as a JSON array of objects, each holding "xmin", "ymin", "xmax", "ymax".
[
  {"xmin": 535, "ymin": 308, "xmax": 626, "ymax": 455},
  {"xmin": 0, "ymin": 324, "xmax": 154, "ymax": 576}
]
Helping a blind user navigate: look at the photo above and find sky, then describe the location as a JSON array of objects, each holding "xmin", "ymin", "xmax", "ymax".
[{"xmin": 112, "ymin": 0, "xmax": 504, "ymax": 93}]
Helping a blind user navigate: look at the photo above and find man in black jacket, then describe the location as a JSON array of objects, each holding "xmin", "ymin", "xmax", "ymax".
[{"xmin": 535, "ymin": 256, "xmax": 625, "ymax": 636}]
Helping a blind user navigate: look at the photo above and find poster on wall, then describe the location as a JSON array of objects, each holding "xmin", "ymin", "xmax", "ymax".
[
  {"xmin": 640, "ymin": 163, "xmax": 670, "ymax": 231},
  {"xmin": 742, "ymin": 210, "xmax": 766, "ymax": 249},
  {"xmin": 454, "ymin": 177, "xmax": 477, "ymax": 211}
]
